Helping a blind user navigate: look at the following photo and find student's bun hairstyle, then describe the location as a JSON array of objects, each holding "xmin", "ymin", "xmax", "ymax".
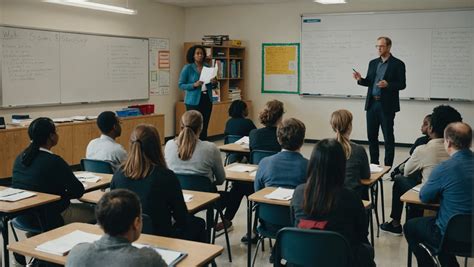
[
  {"xmin": 21, "ymin": 117, "xmax": 56, "ymax": 167},
  {"xmin": 259, "ymin": 100, "xmax": 284, "ymax": 127}
]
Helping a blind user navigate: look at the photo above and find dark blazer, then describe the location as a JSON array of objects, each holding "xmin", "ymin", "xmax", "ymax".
[{"xmin": 358, "ymin": 54, "xmax": 406, "ymax": 113}]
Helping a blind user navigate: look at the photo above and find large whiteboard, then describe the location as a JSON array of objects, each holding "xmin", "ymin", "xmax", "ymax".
[
  {"xmin": 0, "ymin": 26, "xmax": 149, "ymax": 107},
  {"xmin": 301, "ymin": 10, "xmax": 474, "ymax": 101}
]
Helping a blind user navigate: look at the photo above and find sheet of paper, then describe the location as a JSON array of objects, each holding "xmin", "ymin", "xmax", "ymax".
[
  {"xmin": 52, "ymin": 117, "xmax": 73, "ymax": 123},
  {"xmin": 249, "ymin": 171, "xmax": 257, "ymax": 177},
  {"xmin": 369, "ymin": 164, "xmax": 383, "ymax": 173},
  {"xmin": 199, "ymin": 65, "xmax": 218, "ymax": 84},
  {"xmin": 411, "ymin": 185, "xmax": 423, "ymax": 192},
  {"xmin": 227, "ymin": 164, "xmax": 257, "ymax": 173},
  {"xmin": 0, "ymin": 188, "xmax": 36, "ymax": 202},
  {"xmin": 36, "ymin": 230, "xmax": 101, "ymax": 256},
  {"xmin": 133, "ymin": 243, "xmax": 186, "ymax": 266},
  {"xmin": 183, "ymin": 193, "xmax": 193, "ymax": 203},
  {"xmin": 264, "ymin": 187, "xmax": 294, "ymax": 201},
  {"xmin": 234, "ymin": 136, "xmax": 249, "ymax": 145},
  {"xmin": 75, "ymin": 172, "xmax": 102, "ymax": 183}
]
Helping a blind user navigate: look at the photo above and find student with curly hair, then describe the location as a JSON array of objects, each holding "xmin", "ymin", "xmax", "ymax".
[{"xmin": 249, "ymin": 99, "xmax": 284, "ymax": 152}]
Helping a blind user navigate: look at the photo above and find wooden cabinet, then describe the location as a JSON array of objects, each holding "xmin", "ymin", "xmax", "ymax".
[{"xmin": 0, "ymin": 114, "xmax": 164, "ymax": 179}]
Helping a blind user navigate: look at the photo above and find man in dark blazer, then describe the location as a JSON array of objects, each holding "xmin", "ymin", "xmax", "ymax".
[{"xmin": 353, "ymin": 36, "xmax": 406, "ymax": 166}]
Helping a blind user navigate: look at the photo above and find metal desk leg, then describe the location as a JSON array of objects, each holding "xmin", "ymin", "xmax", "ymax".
[
  {"xmin": 369, "ymin": 206, "xmax": 374, "ymax": 248},
  {"xmin": 247, "ymin": 199, "xmax": 252, "ymax": 267},
  {"xmin": 1, "ymin": 216, "xmax": 10, "ymax": 267},
  {"xmin": 206, "ymin": 208, "xmax": 214, "ymax": 243},
  {"xmin": 370, "ymin": 183, "xmax": 380, "ymax": 237},
  {"xmin": 405, "ymin": 204, "xmax": 412, "ymax": 267},
  {"xmin": 379, "ymin": 179, "xmax": 386, "ymax": 223}
]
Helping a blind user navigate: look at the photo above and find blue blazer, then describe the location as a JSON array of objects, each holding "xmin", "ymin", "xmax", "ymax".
[{"xmin": 178, "ymin": 63, "xmax": 216, "ymax": 106}]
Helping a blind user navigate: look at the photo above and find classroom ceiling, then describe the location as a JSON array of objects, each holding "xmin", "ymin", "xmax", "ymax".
[{"xmin": 153, "ymin": 0, "xmax": 300, "ymax": 8}]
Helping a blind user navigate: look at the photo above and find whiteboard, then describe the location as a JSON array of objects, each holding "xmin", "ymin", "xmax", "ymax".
[
  {"xmin": 301, "ymin": 10, "xmax": 474, "ymax": 101},
  {"xmin": 0, "ymin": 26, "xmax": 149, "ymax": 107}
]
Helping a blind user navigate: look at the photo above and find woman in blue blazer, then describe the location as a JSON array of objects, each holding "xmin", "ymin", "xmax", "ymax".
[{"xmin": 179, "ymin": 45, "xmax": 217, "ymax": 140}]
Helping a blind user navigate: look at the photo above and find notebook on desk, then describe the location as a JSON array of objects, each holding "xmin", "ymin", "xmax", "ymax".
[
  {"xmin": 0, "ymin": 188, "xmax": 36, "ymax": 202},
  {"xmin": 133, "ymin": 243, "xmax": 187, "ymax": 266},
  {"xmin": 36, "ymin": 230, "xmax": 101, "ymax": 256}
]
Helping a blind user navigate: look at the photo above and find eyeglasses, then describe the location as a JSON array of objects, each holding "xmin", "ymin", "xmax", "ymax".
[{"xmin": 375, "ymin": 45, "xmax": 387, "ymax": 48}]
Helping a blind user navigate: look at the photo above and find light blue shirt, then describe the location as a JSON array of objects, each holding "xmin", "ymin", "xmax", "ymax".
[{"xmin": 371, "ymin": 59, "xmax": 388, "ymax": 96}]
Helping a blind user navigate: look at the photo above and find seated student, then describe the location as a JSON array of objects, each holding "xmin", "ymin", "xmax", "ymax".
[
  {"xmin": 330, "ymin": 109, "xmax": 370, "ymax": 199},
  {"xmin": 224, "ymin": 100, "xmax": 256, "ymax": 163},
  {"xmin": 404, "ymin": 122, "xmax": 473, "ymax": 267},
  {"xmin": 165, "ymin": 110, "xmax": 225, "ymax": 185},
  {"xmin": 111, "ymin": 124, "xmax": 206, "ymax": 242},
  {"xmin": 381, "ymin": 105, "xmax": 462, "ymax": 235},
  {"xmin": 86, "ymin": 111, "xmax": 127, "ymax": 171},
  {"xmin": 67, "ymin": 189, "xmax": 167, "ymax": 267},
  {"xmin": 254, "ymin": 118, "xmax": 308, "ymax": 191},
  {"xmin": 291, "ymin": 139, "xmax": 375, "ymax": 267},
  {"xmin": 390, "ymin": 114, "xmax": 431, "ymax": 179},
  {"xmin": 12, "ymin": 118, "xmax": 89, "ymax": 230},
  {"xmin": 249, "ymin": 99, "xmax": 284, "ymax": 153}
]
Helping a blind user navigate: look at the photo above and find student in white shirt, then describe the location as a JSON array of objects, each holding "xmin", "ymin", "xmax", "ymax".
[{"xmin": 86, "ymin": 111, "xmax": 127, "ymax": 171}]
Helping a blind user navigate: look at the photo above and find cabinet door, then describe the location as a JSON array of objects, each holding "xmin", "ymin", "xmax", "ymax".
[
  {"xmin": 72, "ymin": 122, "xmax": 94, "ymax": 164},
  {"xmin": 2, "ymin": 129, "xmax": 30, "ymax": 178},
  {"xmin": 52, "ymin": 125, "xmax": 73, "ymax": 164}
]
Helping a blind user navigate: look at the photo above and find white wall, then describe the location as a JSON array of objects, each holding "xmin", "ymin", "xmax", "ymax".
[
  {"xmin": 185, "ymin": 2, "xmax": 474, "ymax": 143},
  {"xmin": 0, "ymin": 0, "xmax": 184, "ymax": 138}
]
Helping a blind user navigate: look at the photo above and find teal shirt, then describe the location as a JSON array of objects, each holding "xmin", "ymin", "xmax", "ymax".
[{"xmin": 178, "ymin": 63, "xmax": 216, "ymax": 105}]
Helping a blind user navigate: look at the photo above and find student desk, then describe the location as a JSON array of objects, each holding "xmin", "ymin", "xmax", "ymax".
[
  {"xmin": 0, "ymin": 187, "xmax": 60, "ymax": 267},
  {"xmin": 75, "ymin": 172, "xmax": 113, "ymax": 192},
  {"xmin": 224, "ymin": 163, "xmax": 258, "ymax": 183},
  {"xmin": 8, "ymin": 222, "xmax": 223, "ymax": 267},
  {"xmin": 360, "ymin": 166, "xmax": 391, "ymax": 236},
  {"xmin": 218, "ymin": 143, "xmax": 250, "ymax": 154},
  {"xmin": 246, "ymin": 187, "xmax": 373, "ymax": 267},
  {"xmin": 400, "ymin": 189, "xmax": 439, "ymax": 267}
]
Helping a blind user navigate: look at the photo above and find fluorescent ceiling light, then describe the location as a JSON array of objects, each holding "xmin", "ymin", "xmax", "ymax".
[
  {"xmin": 43, "ymin": 0, "xmax": 137, "ymax": 15},
  {"xmin": 314, "ymin": 0, "xmax": 346, "ymax": 4}
]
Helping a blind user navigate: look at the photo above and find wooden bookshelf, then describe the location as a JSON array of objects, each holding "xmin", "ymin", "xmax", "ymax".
[{"xmin": 177, "ymin": 42, "xmax": 251, "ymax": 137}]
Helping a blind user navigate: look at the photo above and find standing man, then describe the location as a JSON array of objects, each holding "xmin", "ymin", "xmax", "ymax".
[{"xmin": 353, "ymin": 36, "xmax": 406, "ymax": 166}]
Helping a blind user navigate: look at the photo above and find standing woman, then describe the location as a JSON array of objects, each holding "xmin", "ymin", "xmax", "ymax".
[
  {"xmin": 179, "ymin": 45, "xmax": 218, "ymax": 140},
  {"xmin": 330, "ymin": 109, "xmax": 370, "ymax": 199}
]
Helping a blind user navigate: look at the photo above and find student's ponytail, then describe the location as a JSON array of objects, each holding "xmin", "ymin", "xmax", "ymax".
[
  {"xmin": 21, "ymin": 118, "xmax": 56, "ymax": 166},
  {"xmin": 330, "ymin": 110, "xmax": 353, "ymax": 160},
  {"xmin": 176, "ymin": 110, "xmax": 203, "ymax": 161}
]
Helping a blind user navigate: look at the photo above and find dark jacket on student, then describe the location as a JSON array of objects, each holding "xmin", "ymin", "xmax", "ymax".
[
  {"xmin": 291, "ymin": 185, "xmax": 375, "ymax": 267},
  {"xmin": 111, "ymin": 166, "xmax": 190, "ymax": 239},
  {"xmin": 224, "ymin": 118, "xmax": 256, "ymax": 137},
  {"xmin": 249, "ymin": 126, "xmax": 281, "ymax": 152},
  {"xmin": 12, "ymin": 150, "xmax": 85, "ymax": 229}
]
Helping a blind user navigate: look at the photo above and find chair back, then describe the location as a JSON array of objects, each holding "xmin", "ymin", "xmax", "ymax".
[
  {"xmin": 81, "ymin": 158, "xmax": 114, "ymax": 174},
  {"xmin": 224, "ymin": 135, "xmax": 243, "ymax": 144},
  {"xmin": 141, "ymin": 213, "xmax": 154, "ymax": 234},
  {"xmin": 256, "ymin": 203, "xmax": 292, "ymax": 239},
  {"xmin": 175, "ymin": 174, "xmax": 217, "ymax": 193},
  {"xmin": 274, "ymin": 227, "xmax": 353, "ymax": 267},
  {"xmin": 440, "ymin": 213, "xmax": 473, "ymax": 257},
  {"xmin": 249, "ymin": 150, "xmax": 277, "ymax": 164}
]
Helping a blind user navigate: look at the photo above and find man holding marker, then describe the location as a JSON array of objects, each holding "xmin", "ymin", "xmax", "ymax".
[{"xmin": 353, "ymin": 36, "xmax": 406, "ymax": 167}]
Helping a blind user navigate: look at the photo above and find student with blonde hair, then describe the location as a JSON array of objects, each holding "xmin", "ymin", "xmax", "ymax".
[
  {"xmin": 330, "ymin": 109, "xmax": 370, "ymax": 199},
  {"xmin": 165, "ymin": 110, "xmax": 225, "ymax": 185},
  {"xmin": 111, "ymin": 124, "xmax": 206, "ymax": 242}
]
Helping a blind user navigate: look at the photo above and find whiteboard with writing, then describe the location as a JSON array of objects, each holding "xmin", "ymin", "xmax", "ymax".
[
  {"xmin": 0, "ymin": 26, "xmax": 149, "ymax": 107},
  {"xmin": 301, "ymin": 10, "xmax": 474, "ymax": 101}
]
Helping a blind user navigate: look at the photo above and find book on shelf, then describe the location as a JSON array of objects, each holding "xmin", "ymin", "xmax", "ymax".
[
  {"xmin": 229, "ymin": 60, "xmax": 242, "ymax": 78},
  {"xmin": 228, "ymin": 87, "xmax": 241, "ymax": 101}
]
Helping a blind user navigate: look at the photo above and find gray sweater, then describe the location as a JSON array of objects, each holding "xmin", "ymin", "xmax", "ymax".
[
  {"xmin": 164, "ymin": 139, "xmax": 226, "ymax": 185},
  {"xmin": 345, "ymin": 143, "xmax": 370, "ymax": 191},
  {"xmin": 66, "ymin": 234, "xmax": 166, "ymax": 267}
]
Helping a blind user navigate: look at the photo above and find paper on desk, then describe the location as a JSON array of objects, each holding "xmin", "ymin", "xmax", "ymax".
[
  {"xmin": 411, "ymin": 185, "xmax": 423, "ymax": 192},
  {"xmin": 75, "ymin": 172, "xmax": 102, "ymax": 183},
  {"xmin": 234, "ymin": 136, "xmax": 250, "ymax": 145},
  {"xmin": 227, "ymin": 164, "xmax": 257, "ymax": 173},
  {"xmin": 199, "ymin": 65, "xmax": 218, "ymax": 84},
  {"xmin": 370, "ymin": 164, "xmax": 383, "ymax": 173},
  {"xmin": 249, "ymin": 171, "xmax": 257, "ymax": 177},
  {"xmin": 53, "ymin": 117, "xmax": 74, "ymax": 123},
  {"xmin": 264, "ymin": 187, "xmax": 294, "ymax": 201},
  {"xmin": 183, "ymin": 193, "xmax": 193, "ymax": 202},
  {"xmin": 133, "ymin": 243, "xmax": 186, "ymax": 266},
  {"xmin": 0, "ymin": 188, "xmax": 36, "ymax": 202},
  {"xmin": 36, "ymin": 230, "xmax": 101, "ymax": 256}
]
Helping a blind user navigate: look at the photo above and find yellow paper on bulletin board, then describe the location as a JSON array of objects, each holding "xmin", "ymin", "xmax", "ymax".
[
  {"xmin": 265, "ymin": 46, "xmax": 296, "ymax": 75},
  {"xmin": 262, "ymin": 43, "xmax": 300, "ymax": 94}
]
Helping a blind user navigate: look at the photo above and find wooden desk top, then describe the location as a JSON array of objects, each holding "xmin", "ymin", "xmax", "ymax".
[
  {"xmin": 0, "ymin": 186, "xmax": 60, "ymax": 213},
  {"xmin": 400, "ymin": 189, "xmax": 439, "ymax": 208},
  {"xmin": 218, "ymin": 143, "xmax": 250, "ymax": 154},
  {"xmin": 225, "ymin": 163, "xmax": 258, "ymax": 183},
  {"xmin": 8, "ymin": 222, "xmax": 223, "ymax": 266},
  {"xmin": 74, "ymin": 172, "xmax": 112, "ymax": 192},
  {"xmin": 360, "ymin": 166, "xmax": 391, "ymax": 186},
  {"xmin": 80, "ymin": 190, "xmax": 220, "ymax": 214}
]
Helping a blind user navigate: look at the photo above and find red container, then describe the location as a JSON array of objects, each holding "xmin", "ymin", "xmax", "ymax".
[{"xmin": 128, "ymin": 104, "xmax": 155, "ymax": 115}]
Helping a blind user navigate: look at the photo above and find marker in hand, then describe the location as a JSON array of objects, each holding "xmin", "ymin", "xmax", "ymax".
[{"xmin": 352, "ymin": 68, "xmax": 357, "ymax": 73}]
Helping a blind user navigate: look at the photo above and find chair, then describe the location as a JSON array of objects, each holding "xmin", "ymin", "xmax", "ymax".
[
  {"xmin": 274, "ymin": 227, "xmax": 353, "ymax": 267},
  {"xmin": 224, "ymin": 135, "xmax": 244, "ymax": 165},
  {"xmin": 252, "ymin": 203, "xmax": 292, "ymax": 266},
  {"xmin": 175, "ymin": 174, "xmax": 232, "ymax": 262},
  {"xmin": 80, "ymin": 158, "xmax": 114, "ymax": 174},
  {"xmin": 249, "ymin": 150, "xmax": 278, "ymax": 164},
  {"xmin": 418, "ymin": 214, "xmax": 473, "ymax": 267},
  {"xmin": 141, "ymin": 214, "xmax": 154, "ymax": 235},
  {"xmin": 9, "ymin": 213, "xmax": 45, "ymax": 265}
]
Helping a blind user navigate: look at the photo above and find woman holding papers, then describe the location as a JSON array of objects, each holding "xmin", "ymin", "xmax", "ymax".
[
  {"xmin": 291, "ymin": 139, "xmax": 375, "ymax": 267},
  {"xmin": 12, "ymin": 117, "xmax": 90, "ymax": 230},
  {"xmin": 330, "ymin": 109, "xmax": 370, "ymax": 199},
  {"xmin": 111, "ymin": 124, "xmax": 207, "ymax": 242},
  {"xmin": 179, "ymin": 45, "xmax": 218, "ymax": 140}
]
